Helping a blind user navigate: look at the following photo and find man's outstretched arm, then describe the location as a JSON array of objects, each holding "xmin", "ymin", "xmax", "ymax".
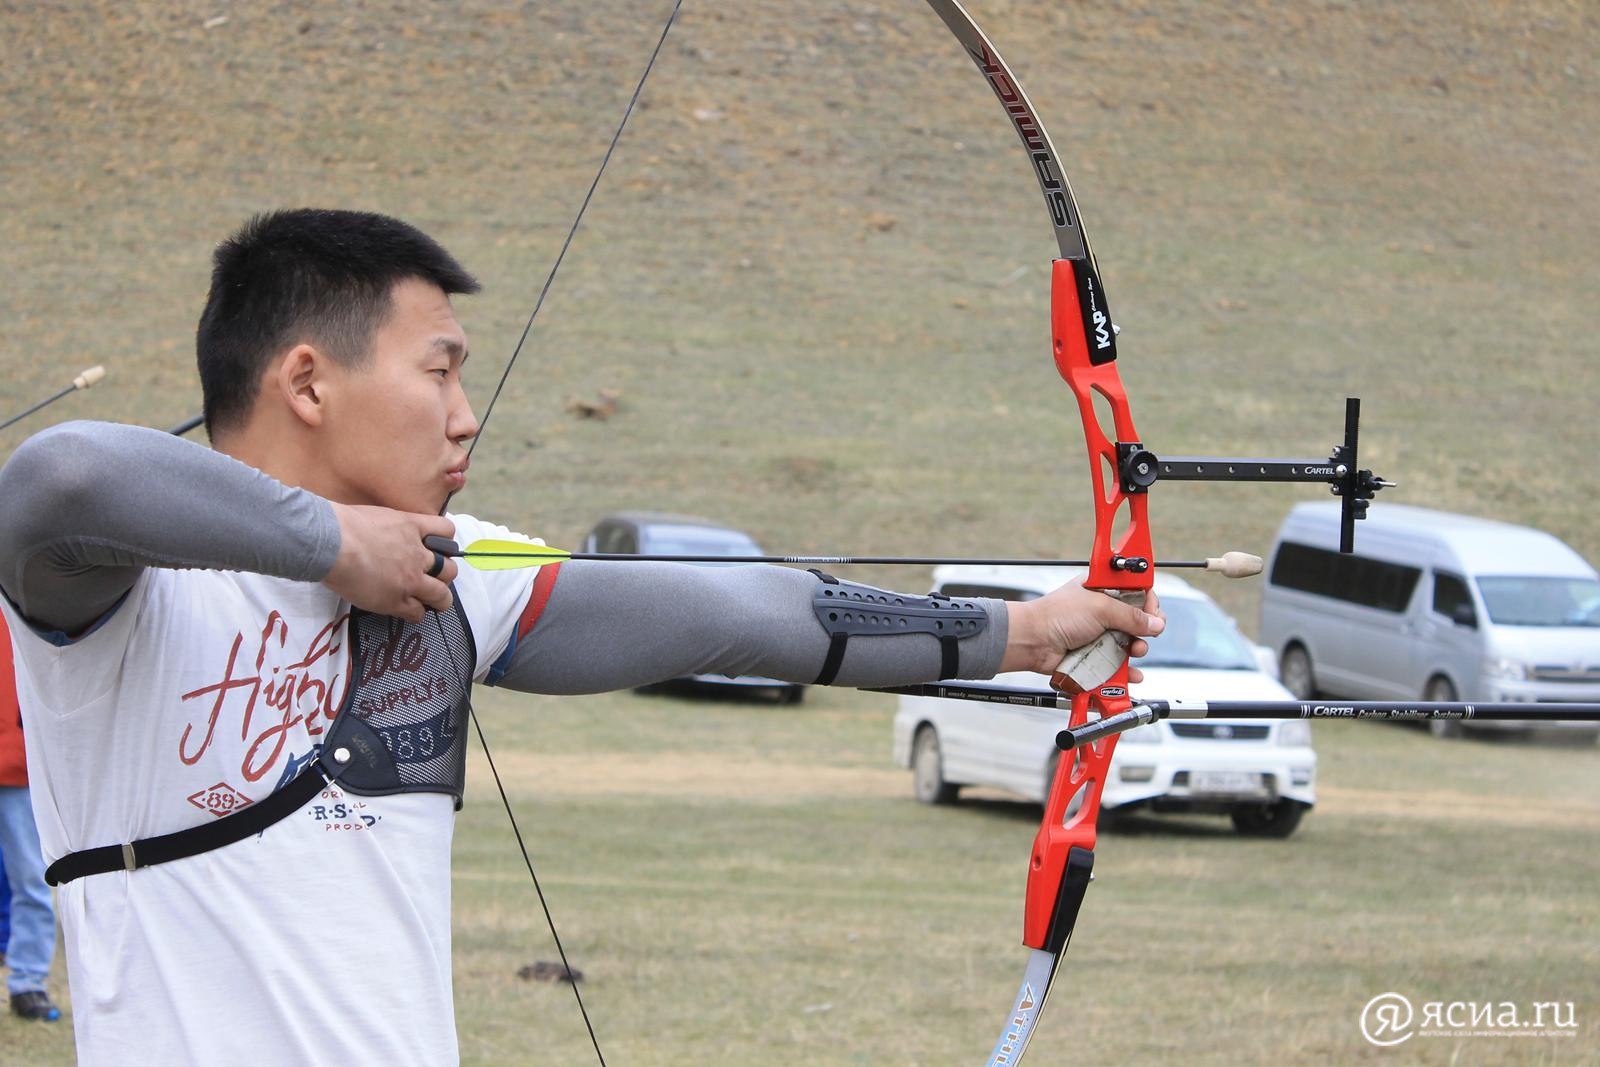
[
  {"xmin": 490, "ymin": 561, "xmax": 1010, "ymax": 693},
  {"xmin": 490, "ymin": 561, "xmax": 1160, "ymax": 694}
]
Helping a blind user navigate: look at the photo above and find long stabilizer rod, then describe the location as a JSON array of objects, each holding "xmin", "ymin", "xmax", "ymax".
[
  {"xmin": 1062, "ymin": 697, "xmax": 1600, "ymax": 748},
  {"xmin": 874, "ymin": 682, "xmax": 1600, "ymax": 743}
]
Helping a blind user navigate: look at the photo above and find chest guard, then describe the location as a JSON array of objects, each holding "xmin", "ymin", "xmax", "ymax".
[
  {"xmin": 45, "ymin": 592, "xmax": 479, "ymax": 886},
  {"xmin": 319, "ymin": 591, "xmax": 478, "ymax": 806}
]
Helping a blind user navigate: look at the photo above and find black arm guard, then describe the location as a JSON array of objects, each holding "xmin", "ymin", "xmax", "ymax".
[{"xmin": 810, "ymin": 572, "xmax": 988, "ymax": 685}]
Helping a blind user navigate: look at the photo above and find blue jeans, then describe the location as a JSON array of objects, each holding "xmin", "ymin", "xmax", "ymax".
[
  {"xmin": 0, "ymin": 787, "xmax": 54, "ymax": 995},
  {"xmin": 0, "ymin": 844, "xmax": 10, "ymax": 951}
]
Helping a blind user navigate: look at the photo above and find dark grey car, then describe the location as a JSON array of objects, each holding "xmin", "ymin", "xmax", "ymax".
[{"xmin": 582, "ymin": 512, "xmax": 806, "ymax": 704}]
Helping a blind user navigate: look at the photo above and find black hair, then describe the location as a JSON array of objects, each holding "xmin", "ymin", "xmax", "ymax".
[{"xmin": 196, "ymin": 208, "xmax": 480, "ymax": 436}]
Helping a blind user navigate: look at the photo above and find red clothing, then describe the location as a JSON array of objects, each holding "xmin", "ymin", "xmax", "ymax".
[{"xmin": 0, "ymin": 610, "xmax": 24, "ymax": 786}]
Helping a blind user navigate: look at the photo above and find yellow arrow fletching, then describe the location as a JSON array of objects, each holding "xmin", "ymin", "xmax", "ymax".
[{"xmin": 459, "ymin": 539, "xmax": 573, "ymax": 571}]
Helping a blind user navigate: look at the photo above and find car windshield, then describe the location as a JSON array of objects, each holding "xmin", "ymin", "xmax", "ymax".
[
  {"xmin": 1474, "ymin": 576, "xmax": 1600, "ymax": 627},
  {"xmin": 1138, "ymin": 597, "xmax": 1259, "ymax": 671},
  {"xmin": 641, "ymin": 524, "xmax": 762, "ymax": 559}
]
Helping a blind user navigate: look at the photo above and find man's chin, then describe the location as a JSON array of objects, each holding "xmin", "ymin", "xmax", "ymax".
[{"xmin": 357, "ymin": 488, "xmax": 451, "ymax": 517}]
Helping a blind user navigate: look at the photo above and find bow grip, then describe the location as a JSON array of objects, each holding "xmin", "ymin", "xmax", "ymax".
[{"xmin": 1049, "ymin": 589, "xmax": 1145, "ymax": 694}]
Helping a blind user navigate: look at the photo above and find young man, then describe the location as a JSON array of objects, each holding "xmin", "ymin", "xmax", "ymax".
[{"xmin": 0, "ymin": 209, "xmax": 1161, "ymax": 1066}]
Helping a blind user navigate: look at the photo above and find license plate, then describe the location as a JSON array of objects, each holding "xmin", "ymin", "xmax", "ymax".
[{"xmin": 1190, "ymin": 770, "xmax": 1263, "ymax": 795}]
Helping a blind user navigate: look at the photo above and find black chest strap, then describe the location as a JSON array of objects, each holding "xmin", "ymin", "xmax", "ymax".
[
  {"xmin": 45, "ymin": 761, "xmax": 330, "ymax": 887},
  {"xmin": 46, "ymin": 592, "xmax": 478, "ymax": 887}
]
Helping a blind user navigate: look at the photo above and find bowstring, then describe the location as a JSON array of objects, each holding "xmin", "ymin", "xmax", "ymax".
[
  {"xmin": 466, "ymin": 0, "xmax": 685, "ymax": 461},
  {"xmin": 442, "ymin": 3, "xmax": 685, "ymax": 1063}
]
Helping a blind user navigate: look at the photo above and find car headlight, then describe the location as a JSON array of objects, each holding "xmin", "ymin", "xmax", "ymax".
[
  {"xmin": 1485, "ymin": 657, "xmax": 1532, "ymax": 681},
  {"xmin": 1277, "ymin": 720, "xmax": 1312, "ymax": 747},
  {"xmin": 1116, "ymin": 722, "xmax": 1162, "ymax": 745}
]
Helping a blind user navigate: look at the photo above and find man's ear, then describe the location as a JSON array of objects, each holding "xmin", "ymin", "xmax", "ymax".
[{"xmin": 276, "ymin": 343, "xmax": 328, "ymax": 428}]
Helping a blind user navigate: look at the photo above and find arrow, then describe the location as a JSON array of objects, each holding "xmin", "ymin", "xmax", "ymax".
[
  {"xmin": 1, "ymin": 365, "xmax": 106, "ymax": 431},
  {"xmin": 423, "ymin": 536, "xmax": 1263, "ymax": 577},
  {"xmin": 167, "ymin": 413, "xmax": 205, "ymax": 437}
]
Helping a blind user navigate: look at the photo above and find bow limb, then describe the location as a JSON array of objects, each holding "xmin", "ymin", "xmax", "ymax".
[
  {"xmin": 985, "ymin": 261, "xmax": 1155, "ymax": 1065},
  {"xmin": 984, "ymin": 263, "xmax": 1152, "ymax": 1067},
  {"xmin": 918, "ymin": 2, "xmax": 1152, "ymax": 1062}
]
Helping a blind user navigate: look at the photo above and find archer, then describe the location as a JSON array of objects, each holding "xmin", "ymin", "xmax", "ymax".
[{"xmin": 0, "ymin": 208, "xmax": 1161, "ymax": 1066}]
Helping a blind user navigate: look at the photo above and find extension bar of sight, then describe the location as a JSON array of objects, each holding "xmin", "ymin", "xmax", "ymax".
[{"xmin": 1119, "ymin": 398, "xmax": 1393, "ymax": 553}]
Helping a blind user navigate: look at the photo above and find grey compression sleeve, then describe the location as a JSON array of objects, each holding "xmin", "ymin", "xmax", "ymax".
[
  {"xmin": 0, "ymin": 421, "xmax": 341, "ymax": 633},
  {"xmin": 490, "ymin": 560, "xmax": 1009, "ymax": 693},
  {"xmin": 0, "ymin": 421, "xmax": 1009, "ymax": 688}
]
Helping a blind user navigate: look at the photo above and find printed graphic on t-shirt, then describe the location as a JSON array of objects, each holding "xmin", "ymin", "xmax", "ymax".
[
  {"xmin": 1, "ymin": 513, "xmax": 538, "ymax": 1067},
  {"xmin": 179, "ymin": 609, "xmax": 350, "ymax": 786},
  {"xmin": 187, "ymin": 781, "xmax": 253, "ymax": 817}
]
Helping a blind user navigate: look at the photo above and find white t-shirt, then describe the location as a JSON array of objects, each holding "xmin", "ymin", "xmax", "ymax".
[{"xmin": 2, "ymin": 513, "xmax": 537, "ymax": 1067}]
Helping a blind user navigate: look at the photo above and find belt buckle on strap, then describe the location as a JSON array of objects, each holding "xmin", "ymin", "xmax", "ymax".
[{"xmin": 121, "ymin": 841, "xmax": 139, "ymax": 872}]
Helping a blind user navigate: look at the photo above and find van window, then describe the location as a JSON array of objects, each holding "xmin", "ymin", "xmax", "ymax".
[
  {"xmin": 1475, "ymin": 576, "xmax": 1600, "ymax": 628},
  {"xmin": 1431, "ymin": 572, "xmax": 1477, "ymax": 626},
  {"xmin": 937, "ymin": 583, "xmax": 1040, "ymax": 603},
  {"xmin": 1269, "ymin": 542, "xmax": 1421, "ymax": 613}
]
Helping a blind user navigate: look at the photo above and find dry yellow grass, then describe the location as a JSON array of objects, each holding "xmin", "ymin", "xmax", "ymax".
[{"xmin": 3, "ymin": 0, "xmax": 1597, "ymax": 1063}]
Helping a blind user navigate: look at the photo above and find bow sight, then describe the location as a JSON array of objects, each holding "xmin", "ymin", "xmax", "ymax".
[{"xmin": 1109, "ymin": 397, "xmax": 1394, "ymax": 575}]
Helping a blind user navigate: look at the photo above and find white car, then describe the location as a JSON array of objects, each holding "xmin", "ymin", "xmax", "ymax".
[{"xmin": 892, "ymin": 566, "xmax": 1317, "ymax": 837}]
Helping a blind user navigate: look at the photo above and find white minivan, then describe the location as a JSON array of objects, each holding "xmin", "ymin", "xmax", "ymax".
[{"xmin": 1260, "ymin": 502, "xmax": 1600, "ymax": 740}]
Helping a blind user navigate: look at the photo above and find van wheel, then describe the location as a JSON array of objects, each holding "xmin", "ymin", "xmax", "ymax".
[
  {"xmin": 1280, "ymin": 645, "xmax": 1316, "ymax": 700},
  {"xmin": 1231, "ymin": 800, "xmax": 1306, "ymax": 838},
  {"xmin": 1425, "ymin": 677, "xmax": 1464, "ymax": 738},
  {"xmin": 911, "ymin": 725, "xmax": 959, "ymax": 805}
]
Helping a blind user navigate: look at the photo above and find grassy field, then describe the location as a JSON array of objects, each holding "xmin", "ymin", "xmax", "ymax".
[
  {"xmin": 18, "ymin": 686, "xmax": 1598, "ymax": 1065},
  {"xmin": 2, "ymin": 0, "xmax": 1598, "ymax": 1062}
]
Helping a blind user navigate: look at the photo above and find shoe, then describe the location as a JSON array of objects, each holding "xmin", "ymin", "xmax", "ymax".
[{"xmin": 9, "ymin": 991, "xmax": 60, "ymax": 1021}]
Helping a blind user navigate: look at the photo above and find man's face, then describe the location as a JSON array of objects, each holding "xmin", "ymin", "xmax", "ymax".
[{"xmin": 318, "ymin": 277, "xmax": 478, "ymax": 514}]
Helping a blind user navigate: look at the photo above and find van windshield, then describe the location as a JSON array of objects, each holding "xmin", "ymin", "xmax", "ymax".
[
  {"xmin": 1474, "ymin": 576, "xmax": 1600, "ymax": 628},
  {"xmin": 1139, "ymin": 598, "xmax": 1259, "ymax": 671}
]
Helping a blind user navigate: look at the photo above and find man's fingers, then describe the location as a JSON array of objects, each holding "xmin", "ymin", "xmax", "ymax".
[
  {"xmin": 416, "ymin": 513, "xmax": 457, "ymax": 541},
  {"xmin": 405, "ymin": 524, "xmax": 456, "ymax": 617},
  {"xmin": 1104, "ymin": 595, "xmax": 1164, "ymax": 638},
  {"xmin": 325, "ymin": 504, "xmax": 468, "ymax": 621},
  {"xmin": 416, "ymin": 573, "xmax": 454, "ymax": 615}
]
